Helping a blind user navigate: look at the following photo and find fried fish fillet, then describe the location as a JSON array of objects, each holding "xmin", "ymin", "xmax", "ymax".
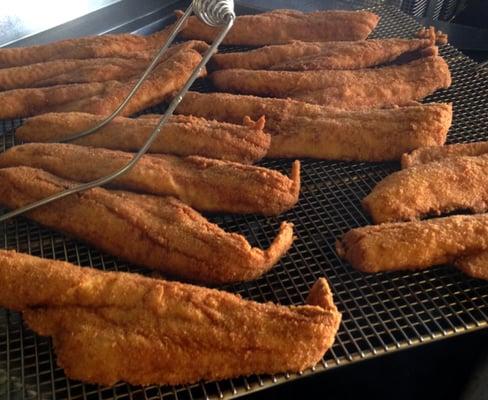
[
  {"xmin": 177, "ymin": 92, "xmax": 452, "ymax": 161},
  {"xmin": 0, "ymin": 48, "xmax": 204, "ymax": 119},
  {"xmin": 402, "ymin": 141, "xmax": 488, "ymax": 168},
  {"xmin": 0, "ymin": 143, "xmax": 300, "ymax": 216},
  {"xmin": 363, "ymin": 155, "xmax": 488, "ymax": 223},
  {"xmin": 0, "ymin": 41, "xmax": 208, "ymax": 91},
  {"xmin": 454, "ymin": 252, "xmax": 488, "ymax": 280},
  {"xmin": 211, "ymin": 38, "xmax": 436, "ymax": 71},
  {"xmin": 0, "ymin": 24, "xmax": 181, "ymax": 68},
  {"xmin": 0, "ymin": 167, "xmax": 293, "ymax": 284},
  {"xmin": 16, "ymin": 112, "xmax": 269, "ymax": 164},
  {"xmin": 177, "ymin": 9, "xmax": 380, "ymax": 45},
  {"xmin": 0, "ymin": 250, "xmax": 341, "ymax": 386},
  {"xmin": 211, "ymin": 56, "xmax": 452, "ymax": 109},
  {"xmin": 336, "ymin": 214, "xmax": 488, "ymax": 273}
]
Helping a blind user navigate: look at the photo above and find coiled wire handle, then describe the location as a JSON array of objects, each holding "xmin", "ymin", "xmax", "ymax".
[{"xmin": 0, "ymin": 0, "xmax": 235, "ymax": 223}]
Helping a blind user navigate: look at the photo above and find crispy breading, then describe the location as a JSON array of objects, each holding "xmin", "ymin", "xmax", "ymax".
[
  {"xmin": 177, "ymin": 9, "xmax": 379, "ymax": 45},
  {"xmin": 454, "ymin": 252, "xmax": 488, "ymax": 280},
  {"xmin": 336, "ymin": 214, "xmax": 488, "ymax": 273},
  {"xmin": 0, "ymin": 48, "xmax": 204, "ymax": 119},
  {"xmin": 210, "ymin": 56, "xmax": 451, "ymax": 109},
  {"xmin": 0, "ymin": 41, "xmax": 208, "ymax": 90},
  {"xmin": 0, "ymin": 143, "xmax": 300, "ymax": 216},
  {"xmin": 363, "ymin": 155, "xmax": 488, "ymax": 223},
  {"xmin": 0, "ymin": 250, "xmax": 341, "ymax": 386},
  {"xmin": 402, "ymin": 141, "xmax": 488, "ymax": 168},
  {"xmin": 211, "ymin": 38, "xmax": 435, "ymax": 71},
  {"xmin": 0, "ymin": 167, "xmax": 294, "ymax": 284},
  {"xmin": 16, "ymin": 112, "xmax": 269, "ymax": 163},
  {"xmin": 177, "ymin": 92, "xmax": 452, "ymax": 161},
  {"xmin": 0, "ymin": 24, "xmax": 182, "ymax": 68}
]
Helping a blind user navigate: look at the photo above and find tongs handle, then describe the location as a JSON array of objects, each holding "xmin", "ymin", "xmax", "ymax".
[{"xmin": 0, "ymin": 1, "xmax": 235, "ymax": 223}]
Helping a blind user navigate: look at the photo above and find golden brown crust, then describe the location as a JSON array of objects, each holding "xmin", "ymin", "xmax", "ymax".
[
  {"xmin": 177, "ymin": 92, "xmax": 452, "ymax": 161},
  {"xmin": 0, "ymin": 250, "xmax": 341, "ymax": 386},
  {"xmin": 0, "ymin": 25, "xmax": 182, "ymax": 68},
  {"xmin": 178, "ymin": 9, "xmax": 379, "ymax": 45},
  {"xmin": 0, "ymin": 57, "xmax": 149, "ymax": 90},
  {"xmin": 0, "ymin": 41, "xmax": 208, "ymax": 91},
  {"xmin": 363, "ymin": 155, "xmax": 488, "ymax": 223},
  {"xmin": 0, "ymin": 167, "xmax": 294, "ymax": 284},
  {"xmin": 15, "ymin": 112, "xmax": 270, "ymax": 163},
  {"xmin": 401, "ymin": 141, "xmax": 488, "ymax": 168},
  {"xmin": 0, "ymin": 143, "xmax": 300, "ymax": 216},
  {"xmin": 210, "ymin": 56, "xmax": 451, "ymax": 109},
  {"xmin": 336, "ymin": 214, "xmax": 488, "ymax": 273},
  {"xmin": 211, "ymin": 38, "xmax": 434, "ymax": 71},
  {"xmin": 0, "ymin": 48, "xmax": 204, "ymax": 119},
  {"xmin": 454, "ymin": 252, "xmax": 488, "ymax": 280}
]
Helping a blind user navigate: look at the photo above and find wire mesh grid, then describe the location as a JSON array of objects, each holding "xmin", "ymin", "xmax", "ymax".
[{"xmin": 1, "ymin": 1, "xmax": 488, "ymax": 399}]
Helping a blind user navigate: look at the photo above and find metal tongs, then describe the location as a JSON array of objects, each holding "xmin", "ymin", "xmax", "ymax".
[{"xmin": 0, "ymin": 0, "xmax": 235, "ymax": 223}]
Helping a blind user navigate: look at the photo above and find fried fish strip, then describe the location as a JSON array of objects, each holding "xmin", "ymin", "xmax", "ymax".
[
  {"xmin": 16, "ymin": 112, "xmax": 269, "ymax": 163},
  {"xmin": 336, "ymin": 214, "xmax": 488, "ymax": 273},
  {"xmin": 211, "ymin": 56, "xmax": 451, "ymax": 109},
  {"xmin": 177, "ymin": 9, "xmax": 379, "ymax": 45},
  {"xmin": 0, "ymin": 41, "xmax": 208, "ymax": 91},
  {"xmin": 363, "ymin": 155, "xmax": 488, "ymax": 223},
  {"xmin": 0, "ymin": 24, "xmax": 180, "ymax": 68},
  {"xmin": 177, "ymin": 92, "xmax": 452, "ymax": 161},
  {"xmin": 454, "ymin": 252, "xmax": 488, "ymax": 280},
  {"xmin": 0, "ymin": 250, "xmax": 341, "ymax": 386},
  {"xmin": 0, "ymin": 48, "xmax": 204, "ymax": 119},
  {"xmin": 0, "ymin": 57, "xmax": 148, "ymax": 90},
  {"xmin": 211, "ymin": 38, "xmax": 435, "ymax": 71},
  {"xmin": 0, "ymin": 143, "xmax": 300, "ymax": 215},
  {"xmin": 0, "ymin": 167, "xmax": 293, "ymax": 283},
  {"xmin": 401, "ymin": 141, "xmax": 488, "ymax": 168}
]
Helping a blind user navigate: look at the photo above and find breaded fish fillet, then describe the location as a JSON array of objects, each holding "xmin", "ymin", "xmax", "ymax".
[
  {"xmin": 0, "ymin": 48, "xmax": 204, "ymax": 119},
  {"xmin": 211, "ymin": 56, "xmax": 451, "ymax": 109},
  {"xmin": 16, "ymin": 112, "xmax": 269, "ymax": 164},
  {"xmin": 336, "ymin": 214, "xmax": 488, "ymax": 273},
  {"xmin": 0, "ymin": 41, "xmax": 208, "ymax": 91},
  {"xmin": 0, "ymin": 167, "xmax": 293, "ymax": 284},
  {"xmin": 0, "ymin": 250, "xmax": 341, "ymax": 386},
  {"xmin": 402, "ymin": 141, "xmax": 488, "ymax": 168},
  {"xmin": 0, "ymin": 24, "xmax": 180, "ymax": 68},
  {"xmin": 454, "ymin": 252, "xmax": 488, "ymax": 280},
  {"xmin": 363, "ymin": 155, "xmax": 488, "ymax": 223},
  {"xmin": 0, "ymin": 143, "xmax": 300, "ymax": 216},
  {"xmin": 177, "ymin": 92, "xmax": 452, "ymax": 161},
  {"xmin": 211, "ymin": 38, "xmax": 435, "ymax": 71},
  {"xmin": 177, "ymin": 9, "xmax": 379, "ymax": 45}
]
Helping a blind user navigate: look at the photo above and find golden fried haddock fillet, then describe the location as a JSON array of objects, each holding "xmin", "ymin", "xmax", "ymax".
[
  {"xmin": 0, "ymin": 250, "xmax": 341, "ymax": 386},
  {"xmin": 0, "ymin": 143, "xmax": 300, "ymax": 216},
  {"xmin": 0, "ymin": 24, "xmax": 182, "ymax": 68},
  {"xmin": 0, "ymin": 48, "xmax": 204, "ymax": 119},
  {"xmin": 401, "ymin": 141, "xmax": 488, "ymax": 168},
  {"xmin": 0, "ymin": 41, "xmax": 208, "ymax": 90},
  {"xmin": 16, "ymin": 112, "xmax": 270, "ymax": 164},
  {"xmin": 211, "ymin": 38, "xmax": 436, "ymax": 71},
  {"xmin": 0, "ymin": 167, "xmax": 293, "ymax": 284},
  {"xmin": 210, "ymin": 56, "xmax": 451, "ymax": 109},
  {"xmin": 177, "ymin": 92, "xmax": 452, "ymax": 161},
  {"xmin": 363, "ymin": 155, "xmax": 488, "ymax": 223},
  {"xmin": 336, "ymin": 214, "xmax": 488, "ymax": 274},
  {"xmin": 178, "ymin": 8, "xmax": 379, "ymax": 45}
]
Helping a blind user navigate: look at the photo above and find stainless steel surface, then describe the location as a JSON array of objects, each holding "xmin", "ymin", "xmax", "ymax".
[
  {"xmin": 1, "ymin": 0, "xmax": 488, "ymax": 399},
  {"xmin": 0, "ymin": 0, "xmax": 236, "ymax": 224}
]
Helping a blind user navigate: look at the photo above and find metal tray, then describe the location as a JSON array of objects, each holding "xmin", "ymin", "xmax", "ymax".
[{"xmin": 1, "ymin": 0, "xmax": 488, "ymax": 399}]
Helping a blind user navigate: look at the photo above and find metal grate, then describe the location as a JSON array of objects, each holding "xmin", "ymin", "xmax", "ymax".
[{"xmin": 2, "ymin": 1, "xmax": 488, "ymax": 399}]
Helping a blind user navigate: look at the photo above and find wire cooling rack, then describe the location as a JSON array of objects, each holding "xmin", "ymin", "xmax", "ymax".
[{"xmin": 1, "ymin": 1, "xmax": 488, "ymax": 399}]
